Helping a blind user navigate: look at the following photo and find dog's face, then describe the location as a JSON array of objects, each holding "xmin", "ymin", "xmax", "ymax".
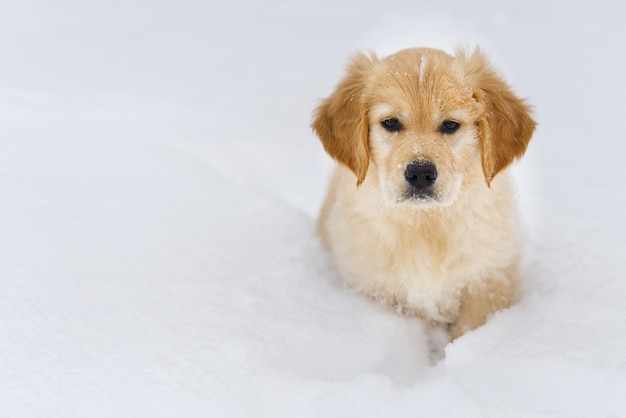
[
  {"xmin": 313, "ymin": 47, "xmax": 536, "ymax": 208},
  {"xmin": 365, "ymin": 49, "xmax": 484, "ymax": 206}
]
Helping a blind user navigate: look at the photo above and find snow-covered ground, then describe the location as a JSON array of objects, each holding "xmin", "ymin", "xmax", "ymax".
[{"xmin": 1, "ymin": 1, "xmax": 626, "ymax": 416}]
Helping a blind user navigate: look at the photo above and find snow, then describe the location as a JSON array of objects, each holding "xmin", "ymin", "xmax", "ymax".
[{"xmin": 1, "ymin": 0, "xmax": 626, "ymax": 416}]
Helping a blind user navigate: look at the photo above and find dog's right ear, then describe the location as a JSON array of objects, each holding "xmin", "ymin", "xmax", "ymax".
[{"xmin": 312, "ymin": 52, "xmax": 376, "ymax": 186}]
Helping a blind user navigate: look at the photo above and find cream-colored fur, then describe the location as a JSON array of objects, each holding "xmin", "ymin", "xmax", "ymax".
[{"xmin": 312, "ymin": 47, "xmax": 536, "ymax": 339}]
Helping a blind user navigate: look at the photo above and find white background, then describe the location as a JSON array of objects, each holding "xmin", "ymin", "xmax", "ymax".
[{"xmin": 1, "ymin": 1, "xmax": 625, "ymax": 416}]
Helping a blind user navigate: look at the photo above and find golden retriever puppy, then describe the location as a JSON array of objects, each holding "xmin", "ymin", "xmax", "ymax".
[{"xmin": 312, "ymin": 47, "xmax": 536, "ymax": 339}]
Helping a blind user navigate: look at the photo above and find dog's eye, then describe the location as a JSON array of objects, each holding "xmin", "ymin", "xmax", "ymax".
[
  {"xmin": 440, "ymin": 120, "xmax": 461, "ymax": 134},
  {"xmin": 381, "ymin": 118, "xmax": 402, "ymax": 132}
]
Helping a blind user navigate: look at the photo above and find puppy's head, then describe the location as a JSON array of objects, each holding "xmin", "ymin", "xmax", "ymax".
[{"xmin": 312, "ymin": 47, "xmax": 536, "ymax": 206}]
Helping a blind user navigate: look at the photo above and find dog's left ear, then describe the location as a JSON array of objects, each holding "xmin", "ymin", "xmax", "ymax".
[
  {"xmin": 312, "ymin": 52, "xmax": 376, "ymax": 186},
  {"xmin": 462, "ymin": 48, "xmax": 537, "ymax": 186}
]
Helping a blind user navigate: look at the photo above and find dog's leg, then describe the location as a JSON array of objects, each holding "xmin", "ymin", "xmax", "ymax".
[{"xmin": 449, "ymin": 267, "xmax": 519, "ymax": 340}]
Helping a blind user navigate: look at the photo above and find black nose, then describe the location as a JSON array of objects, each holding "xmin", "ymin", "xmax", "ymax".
[{"xmin": 404, "ymin": 162, "xmax": 437, "ymax": 189}]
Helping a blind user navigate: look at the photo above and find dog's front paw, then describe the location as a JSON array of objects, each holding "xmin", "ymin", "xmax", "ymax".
[{"xmin": 448, "ymin": 320, "xmax": 473, "ymax": 340}]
